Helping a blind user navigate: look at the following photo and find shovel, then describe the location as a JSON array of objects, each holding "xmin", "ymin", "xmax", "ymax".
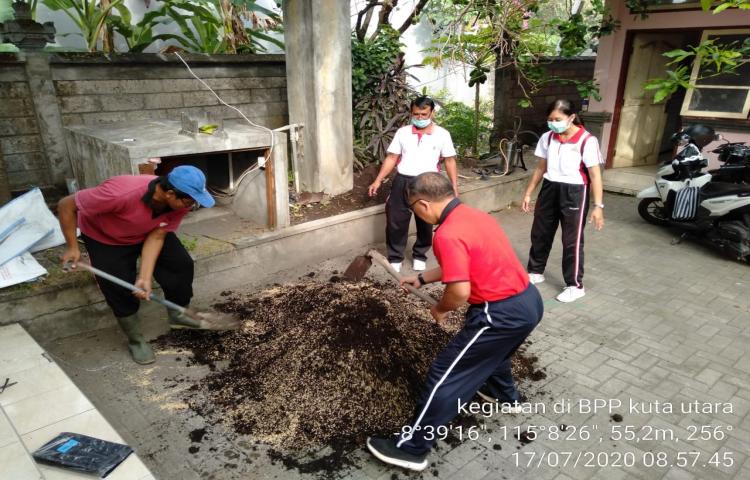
[
  {"xmin": 343, "ymin": 249, "xmax": 437, "ymax": 306},
  {"xmin": 69, "ymin": 261, "xmax": 240, "ymax": 330}
]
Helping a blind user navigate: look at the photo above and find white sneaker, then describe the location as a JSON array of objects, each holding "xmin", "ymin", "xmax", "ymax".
[
  {"xmin": 412, "ymin": 259, "xmax": 426, "ymax": 271},
  {"xmin": 390, "ymin": 262, "xmax": 402, "ymax": 273},
  {"xmin": 556, "ymin": 286, "xmax": 585, "ymax": 303},
  {"xmin": 528, "ymin": 273, "xmax": 545, "ymax": 285}
]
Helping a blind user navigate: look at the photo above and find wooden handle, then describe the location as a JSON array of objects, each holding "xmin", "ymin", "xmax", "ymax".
[{"xmin": 367, "ymin": 250, "xmax": 438, "ymax": 306}]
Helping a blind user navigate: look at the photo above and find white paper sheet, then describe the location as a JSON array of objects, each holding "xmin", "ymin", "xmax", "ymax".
[{"xmin": 0, "ymin": 252, "xmax": 48, "ymax": 289}]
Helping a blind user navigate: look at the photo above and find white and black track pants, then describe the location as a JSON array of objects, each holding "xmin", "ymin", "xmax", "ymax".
[
  {"xmin": 527, "ymin": 179, "xmax": 590, "ymax": 288},
  {"xmin": 395, "ymin": 285, "xmax": 544, "ymax": 456}
]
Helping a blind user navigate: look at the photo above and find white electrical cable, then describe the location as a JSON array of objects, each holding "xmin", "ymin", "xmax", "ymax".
[
  {"xmin": 174, "ymin": 51, "xmax": 275, "ymax": 157},
  {"xmin": 173, "ymin": 51, "xmax": 276, "ymax": 175}
]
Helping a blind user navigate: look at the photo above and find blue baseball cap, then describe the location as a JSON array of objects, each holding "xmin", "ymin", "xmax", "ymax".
[{"xmin": 167, "ymin": 166, "xmax": 215, "ymax": 208}]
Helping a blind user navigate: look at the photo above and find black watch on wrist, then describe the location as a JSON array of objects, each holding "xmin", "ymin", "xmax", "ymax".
[{"xmin": 417, "ymin": 273, "xmax": 426, "ymax": 286}]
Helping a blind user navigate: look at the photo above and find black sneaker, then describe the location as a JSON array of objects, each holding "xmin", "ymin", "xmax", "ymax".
[
  {"xmin": 476, "ymin": 388, "xmax": 524, "ymax": 414},
  {"xmin": 366, "ymin": 436, "xmax": 428, "ymax": 472}
]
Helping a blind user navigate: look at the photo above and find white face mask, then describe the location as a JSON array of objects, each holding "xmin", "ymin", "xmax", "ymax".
[
  {"xmin": 412, "ymin": 117, "xmax": 432, "ymax": 129},
  {"xmin": 547, "ymin": 119, "xmax": 571, "ymax": 134}
]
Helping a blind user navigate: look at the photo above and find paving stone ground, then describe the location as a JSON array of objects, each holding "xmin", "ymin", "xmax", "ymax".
[{"xmin": 41, "ymin": 193, "xmax": 750, "ymax": 480}]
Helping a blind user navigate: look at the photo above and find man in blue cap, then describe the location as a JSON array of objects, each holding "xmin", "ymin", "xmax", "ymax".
[{"xmin": 57, "ymin": 166, "xmax": 215, "ymax": 364}]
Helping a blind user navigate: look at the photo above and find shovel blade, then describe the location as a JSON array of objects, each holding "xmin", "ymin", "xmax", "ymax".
[
  {"xmin": 184, "ymin": 308, "xmax": 242, "ymax": 330},
  {"xmin": 343, "ymin": 255, "xmax": 372, "ymax": 281}
]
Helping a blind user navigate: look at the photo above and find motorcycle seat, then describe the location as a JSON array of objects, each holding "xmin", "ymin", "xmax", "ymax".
[{"xmin": 700, "ymin": 182, "xmax": 750, "ymax": 199}]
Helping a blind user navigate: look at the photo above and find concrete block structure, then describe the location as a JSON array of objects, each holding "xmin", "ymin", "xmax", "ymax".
[{"xmin": 65, "ymin": 119, "xmax": 289, "ymax": 229}]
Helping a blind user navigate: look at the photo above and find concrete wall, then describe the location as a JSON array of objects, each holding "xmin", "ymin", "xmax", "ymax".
[
  {"xmin": 0, "ymin": 57, "xmax": 49, "ymax": 189},
  {"xmin": 0, "ymin": 53, "xmax": 289, "ymax": 191},
  {"xmin": 283, "ymin": 0, "xmax": 354, "ymax": 196},
  {"xmin": 589, "ymin": 2, "xmax": 750, "ymax": 160}
]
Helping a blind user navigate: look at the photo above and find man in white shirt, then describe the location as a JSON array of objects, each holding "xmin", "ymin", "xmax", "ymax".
[{"xmin": 368, "ymin": 96, "xmax": 458, "ymax": 272}]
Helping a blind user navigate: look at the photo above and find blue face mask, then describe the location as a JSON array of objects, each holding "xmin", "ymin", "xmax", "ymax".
[
  {"xmin": 548, "ymin": 119, "xmax": 570, "ymax": 134},
  {"xmin": 412, "ymin": 117, "xmax": 432, "ymax": 129}
]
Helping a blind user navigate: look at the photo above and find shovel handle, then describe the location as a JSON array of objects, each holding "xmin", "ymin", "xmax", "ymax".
[
  {"xmin": 71, "ymin": 262, "xmax": 186, "ymax": 314},
  {"xmin": 367, "ymin": 250, "xmax": 438, "ymax": 306}
]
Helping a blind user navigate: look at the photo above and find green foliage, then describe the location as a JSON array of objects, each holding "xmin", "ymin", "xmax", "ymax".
[
  {"xmin": 350, "ymin": 25, "xmax": 416, "ymax": 168},
  {"xmin": 424, "ymin": 27, "xmax": 496, "ymax": 155},
  {"xmin": 351, "ymin": 26, "xmax": 403, "ymax": 105},
  {"xmin": 156, "ymin": 0, "xmax": 228, "ymax": 53},
  {"xmin": 179, "ymin": 235, "xmax": 198, "ymax": 252},
  {"xmin": 644, "ymin": 66, "xmax": 691, "ymax": 104},
  {"xmin": 353, "ymin": 54, "xmax": 419, "ymax": 166},
  {"xmin": 549, "ymin": 0, "xmax": 618, "ymax": 57},
  {"xmin": 39, "ymin": 0, "xmax": 282, "ymax": 54},
  {"xmin": 0, "ymin": 0, "xmax": 12, "ymax": 22},
  {"xmin": 434, "ymin": 99, "xmax": 492, "ymax": 157},
  {"xmin": 422, "ymin": 0, "xmax": 611, "ymax": 124},
  {"xmin": 645, "ymin": 37, "xmax": 750, "ymax": 104},
  {"xmin": 107, "ymin": 5, "xmax": 167, "ymax": 53},
  {"xmin": 628, "ymin": 0, "xmax": 750, "ymax": 16},
  {"xmin": 41, "ymin": 0, "xmax": 123, "ymax": 52}
]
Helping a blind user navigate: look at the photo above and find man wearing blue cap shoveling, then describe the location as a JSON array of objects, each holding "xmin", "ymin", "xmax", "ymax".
[{"xmin": 57, "ymin": 166, "xmax": 221, "ymax": 365}]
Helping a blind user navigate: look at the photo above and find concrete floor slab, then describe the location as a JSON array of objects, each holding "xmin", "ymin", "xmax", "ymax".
[
  {"xmin": 0, "ymin": 325, "xmax": 155, "ymax": 479},
  {"xmin": 0, "ymin": 440, "xmax": 43, "ymax": 479}
]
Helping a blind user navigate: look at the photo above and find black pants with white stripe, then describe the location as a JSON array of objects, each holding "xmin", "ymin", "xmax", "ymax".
[
  {"xmin": 386, "ymin": 173, "xmax": 434, "ymax": 263},
  {"xmin": 527, "ymin": 179, "xmax": 590, "ymax": 288},
  {"xmin": 82, "ymin": 233, "xmax": 194, "ymax": 318},
  {"xmin": 396, "ymin": 285, "xmax": 543, "ymax": 455}
]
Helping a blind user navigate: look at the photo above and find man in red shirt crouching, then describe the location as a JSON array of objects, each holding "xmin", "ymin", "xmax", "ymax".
[
  {"xmin": 57, "ymin": 166, "xmax": 215, "ymax": 365},
  {"xmin": 367, "ymin": 172, "xmax": 544, "ymax": 471}
]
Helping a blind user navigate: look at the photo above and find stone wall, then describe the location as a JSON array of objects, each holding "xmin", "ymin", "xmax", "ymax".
[
  {"xmin": 0, "ymin": 53, "xmax": 288, "ymax": 192},
  {"xmin": 0, "ymin": 58, "xmax": 48, "ymax": 190},
  {"xmin": 494, "ymin": 57, "xmax": 596, "ymax": 138}
]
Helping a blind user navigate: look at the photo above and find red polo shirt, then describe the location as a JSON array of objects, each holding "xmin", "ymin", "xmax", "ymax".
[
  {"xmin": 75, "ymin": 175, "xmax": 189, "ymax": 246},
  {"xmin": 433, "ymin": 200, "xmax": 529, "ymax": 304}
]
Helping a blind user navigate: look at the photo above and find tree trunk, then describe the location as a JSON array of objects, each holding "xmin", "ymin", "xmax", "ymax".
[
  {"xmin": 473, "ymin": 82, "xmax": 480, "ymax": 157},
  {"xmin": 0, "ymin": 148, "xmax": 11, "ymax": 204}
]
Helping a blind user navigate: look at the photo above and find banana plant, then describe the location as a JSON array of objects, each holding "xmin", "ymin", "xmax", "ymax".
[
  {"xmin": 107, "ymin": 4, "xmax": 168, "ymax": 53},
  {"xmin": 156, "ymin": 0, "xmax": 282, "ymax": 54},
  {"xmin": 41, "ymin": 0, "xmax": 123, "ymax": 52},
  {"xmin": 155, "ymin": 0, "xmax": 229, "ymax": 53}
]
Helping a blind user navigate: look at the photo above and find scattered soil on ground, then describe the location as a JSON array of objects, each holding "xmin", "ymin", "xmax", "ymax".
[
  {"xmin": 516, "ymin": 430, "xmax": 535, "ymax": 445},
  {"xmin": 289, "ymin": 165, "xmax": 391, "ymax": 225},
  {"xmin": 156, "ymin": 279, "xmax": 546, "ymax": 477},
  {"xmin": 189, "ymin": 428, "xmax": 207, "ymax": 443}
]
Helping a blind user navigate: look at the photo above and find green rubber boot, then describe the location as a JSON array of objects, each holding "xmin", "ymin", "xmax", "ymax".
[
  {"xmin": 115, "ymin": 314, "xmax": 155, "ymax": 365},
  {"xmin": 168, "ymin": 307, "xmax": 202, "ymax": 329}
]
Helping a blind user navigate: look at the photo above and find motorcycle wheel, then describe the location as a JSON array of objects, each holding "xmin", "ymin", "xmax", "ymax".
[{"xmin": 638, "ymin": 198, "xmax": 669, "ymax": 226}]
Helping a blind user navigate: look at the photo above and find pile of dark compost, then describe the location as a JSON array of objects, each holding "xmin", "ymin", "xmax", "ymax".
[{"xmin": 157, "ymin": 279, "xmax": 547, "ymax": 473}]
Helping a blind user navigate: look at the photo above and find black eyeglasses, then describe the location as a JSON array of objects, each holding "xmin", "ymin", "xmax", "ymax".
[{"xmin": 409, "ymin": 198, "xmax": 424, "ymax": 211}]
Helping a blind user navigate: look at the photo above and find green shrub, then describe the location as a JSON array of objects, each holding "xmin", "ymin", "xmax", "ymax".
[{"xmin": 435, "ymin": 100, "xmax": 492, "ymax": 158}]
